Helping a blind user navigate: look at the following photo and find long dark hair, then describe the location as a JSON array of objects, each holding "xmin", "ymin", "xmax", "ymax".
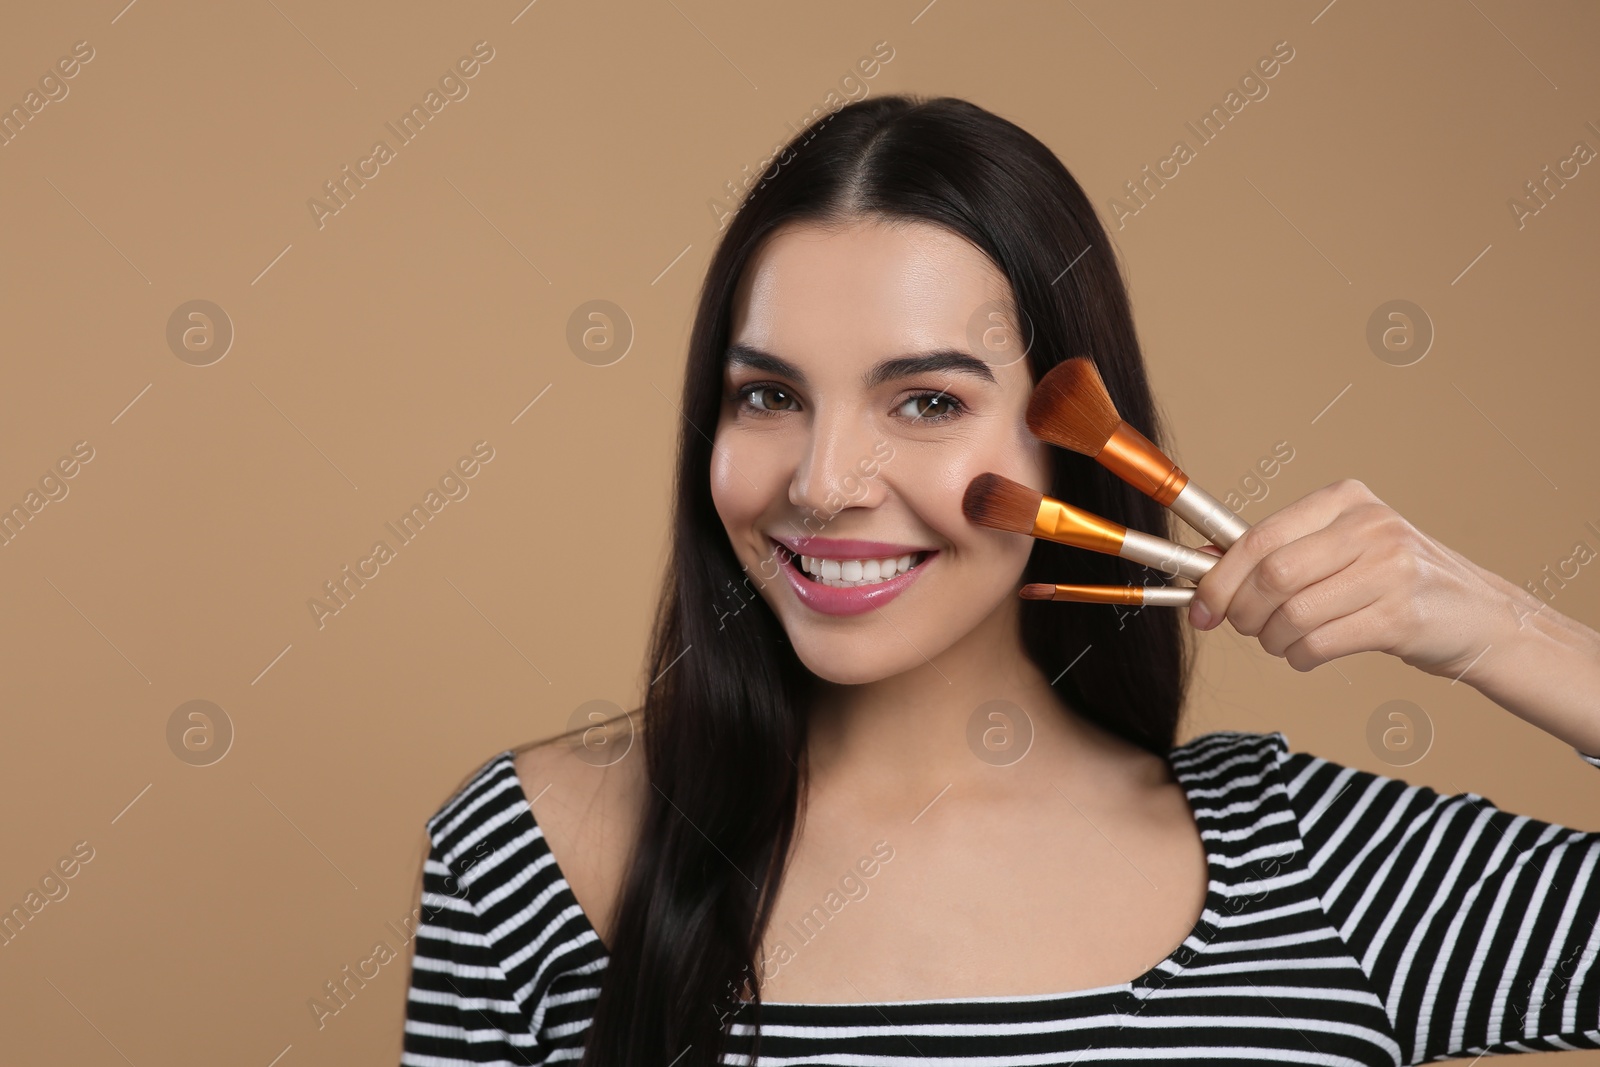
[{"xmin": 577, "ymin": 93, "xmax": 1193, "ymax": 1065}]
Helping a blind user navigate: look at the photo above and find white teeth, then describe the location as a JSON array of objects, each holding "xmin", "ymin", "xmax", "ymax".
[{"xmin": 792, "ymin": 548, "xmax": 928, "ymax": 588}]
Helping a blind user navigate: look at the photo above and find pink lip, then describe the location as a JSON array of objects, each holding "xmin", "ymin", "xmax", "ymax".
[
  {"xmin": 770, "ymin": 534, "xmax": 933, "ymax": 560},
  {"xmin": 771, "ymin": 537, "xmax": 936, "ymax": 617}
]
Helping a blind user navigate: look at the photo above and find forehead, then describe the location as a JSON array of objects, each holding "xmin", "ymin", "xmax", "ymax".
[{"xmin": 728, "ymin": 218, "xmax": 1013, "ymax": 358}]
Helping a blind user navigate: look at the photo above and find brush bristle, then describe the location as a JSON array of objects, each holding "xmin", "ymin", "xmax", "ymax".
[
  {"xmin": 1019, "ymin": 583, "xmax": 1058, "ymax": 600},
  {"xmin": 961, "ymin": 473, "xmax": 1044, "ymax": 535},
  {"xmin": 1025, "ymin": 357, "xmax": 1121, "ymax": 456}
]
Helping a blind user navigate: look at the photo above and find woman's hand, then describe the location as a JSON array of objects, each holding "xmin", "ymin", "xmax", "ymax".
[
  {"xmin": 1188, "ymin": 478, "xmax": 1516, "ymax": 678},
  {"xmin": 1187, "ymin": 477, "xmax": 1600, "ymax": 755}
]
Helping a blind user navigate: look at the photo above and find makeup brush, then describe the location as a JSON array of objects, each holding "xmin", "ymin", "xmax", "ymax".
[
  {"xmin": 963, "ymin": 472, "xmax": 1219, "ymax": 582},
  {"xmin": 1025, "ymin": 357, "xmax": 1250, "ymax": 549},
  {"xmin": 1020, "ymin": 583, "xmax": 1195, "ymax": 606}
]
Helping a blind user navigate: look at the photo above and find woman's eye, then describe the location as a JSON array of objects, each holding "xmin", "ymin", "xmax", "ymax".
[
  {"xmin": 733, "ymin": 384, "xmax": 963, "ymax": 423},
  {"xmin": 738, "ymin": 384, "xmax": 799, "ymax": 416},
  {"xmin": 897, "ymin": 392, "xmax": 963, "ymax": 423}
]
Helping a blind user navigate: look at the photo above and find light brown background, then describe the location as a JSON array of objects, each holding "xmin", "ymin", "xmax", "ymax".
[{"xmin": 2, "ymin": 1, "xmax": 1598, "ymax": 1062}]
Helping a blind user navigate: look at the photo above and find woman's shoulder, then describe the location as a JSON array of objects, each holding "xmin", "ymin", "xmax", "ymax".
[
  {"xmin": 1165, "ymin": 727, "xmax": 1365, "ymax": 823},
  {"xmin": 408, "ymin": 729, "xmax": 637, "ymax": 1048},
  {"xmin": 508, "ymin": 712, "xmax": 649, "ymax": 946},
  {"xmin": 1167, "ymin": 726, "xmax": 1417, "ymax": 807},
  {"xmin": 510, "ymin": 710, "xmax": 647, "ymax": 800},
  {"xmin": 423, "ymin": 746, "xmax": 524, "ymax": 849},
  {"xmin": 1166, "ymin": 726, "xmax": 1294, "ymax": 780},
  {"xmin": 1166, "ymin": 725, "xmax": 1572, "ymax": 833}
]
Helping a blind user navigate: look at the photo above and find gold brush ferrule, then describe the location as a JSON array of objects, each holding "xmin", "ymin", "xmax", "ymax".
[
  {"xmin": 1044, "ymin": 584, "xmax": 1148, "ymax": 605},
  {"xmin": 1098, "ymin": 422, "xmax": 1188, "ymax": 506},
  {"xmin": 1030, "ymin": 497, "xmax": 1127, "ymax": 555}
]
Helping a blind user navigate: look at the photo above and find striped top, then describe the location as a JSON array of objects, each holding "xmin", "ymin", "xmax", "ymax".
[{"xmin": 401, "ymin": 730, "xmax": 1600, "ymax": 1065}]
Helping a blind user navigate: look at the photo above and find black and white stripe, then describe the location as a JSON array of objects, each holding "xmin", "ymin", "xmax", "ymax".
[{"xmin": 402, "ymin": 731, "xmax": 1600, "ymax": 1065}]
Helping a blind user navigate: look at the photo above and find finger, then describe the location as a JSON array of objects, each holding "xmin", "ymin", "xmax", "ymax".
[
  {"xmin": 1255, "ymin": 555, "xmax": 1378, "ymax": 657},
  {"xmin": 1190, "ymin": 480, "xmax": 1369, "ymax": 629},
  {"xmin": 1279, "ymin": 602, "xmax": 1387, "ymax": 673},
  {"xmin": 1224, "ymin": 522, "xmax": 1368, "ymax": 638}
]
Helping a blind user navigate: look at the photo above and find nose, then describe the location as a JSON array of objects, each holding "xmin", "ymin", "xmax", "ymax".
[{"xmin": 788, "ymin": 404, "xmax": 887, "ymax": 521}]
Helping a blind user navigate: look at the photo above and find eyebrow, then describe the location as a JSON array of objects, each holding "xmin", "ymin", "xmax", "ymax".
[{"xmin": 724, "ymin": 342, "xmax": 999, "ymax": 388}]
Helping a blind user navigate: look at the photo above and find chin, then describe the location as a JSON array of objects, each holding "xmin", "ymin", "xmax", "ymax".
[
  {"xmin": 780, "ymin": 605, "xmax": 976, "ymax": 685},
  {"xmin": 791, "ymin": 644, "xmax": 921, "ymax": 686}
]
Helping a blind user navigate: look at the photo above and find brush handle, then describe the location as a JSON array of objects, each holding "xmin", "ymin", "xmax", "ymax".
[
  {"xmin": 1119, "ymin": 530, "xmax": 1220, "ymax": 582},
  {"xmin": 1169, "ymin": 482, "xmax": 1250, "ymax": 549},
  {"xmin": 1035, "ymin": 584, "xmax": 1195, "ymax": 606}
]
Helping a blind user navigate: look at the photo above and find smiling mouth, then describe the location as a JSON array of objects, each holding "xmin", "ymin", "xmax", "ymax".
[{"xmin": 772, "ymin": 539, "xmax": 933, "ymax": 589}]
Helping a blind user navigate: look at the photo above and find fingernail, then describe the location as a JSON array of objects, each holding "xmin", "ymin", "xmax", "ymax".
[{"xmin": 1189, "ymin": 601, "xmax": 1214, "ymax": 629}]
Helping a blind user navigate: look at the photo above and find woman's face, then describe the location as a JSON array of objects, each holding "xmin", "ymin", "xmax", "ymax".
[{"xmin": 710, "ymin": 217, "xmax": 1053, "ymax": 685}]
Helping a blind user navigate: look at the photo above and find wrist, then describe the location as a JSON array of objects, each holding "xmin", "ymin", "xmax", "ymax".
[{"xmin": 1463, "ymin": 573, "xmax": 1600, "ymax": 753}]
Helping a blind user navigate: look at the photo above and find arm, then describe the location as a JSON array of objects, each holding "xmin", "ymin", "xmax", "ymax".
[
  {"xmin": 1451, "ymin": 562, "xmax": 1600, "ymax": 760},
  {"xmin": 1278, "ymin": 744, "xmax": 1600, "ymax": 1062},
  {"xmin": 403, "ymin": 750, "xmax": 612, "ymax": 1063},
  {"xmin": 401, "ymin": 824, "xmax": 543, "ymax": 1065},
  {"xmin": 1189, "ymin": 478, "xmax": 1600, "ymax": 759}
]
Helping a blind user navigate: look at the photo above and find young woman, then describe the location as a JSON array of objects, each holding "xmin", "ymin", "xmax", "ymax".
[{"xmin": 400, "ymin": 95, "xmax": 1600, "ymax": 1066}]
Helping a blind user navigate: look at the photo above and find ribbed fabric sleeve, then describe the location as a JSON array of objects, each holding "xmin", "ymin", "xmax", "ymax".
[
  {"xmin": 1277, "ymin": 740, "xmax": 1600, "ymax": 1062},
  {"xmin": 400, "ymin": 751, "xmax": 604, "ymax": 1067}
]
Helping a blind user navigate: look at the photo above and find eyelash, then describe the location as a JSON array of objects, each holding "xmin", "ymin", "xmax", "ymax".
[{"xmin": 731, "ymin": 383, "xmax": 966, "ymax": 424}]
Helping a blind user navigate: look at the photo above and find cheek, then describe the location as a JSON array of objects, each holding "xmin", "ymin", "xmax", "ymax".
[
  {"xmin": 709, "ymin": 427, "xmax": 786, "ymax": 548},
  {"xmin": 709, "ymin": 439, "xmax": 751, "ymax": 530},
  {"xmin": 902, "ymin": 436, "xmax": 1048, "ymax": 562}
]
